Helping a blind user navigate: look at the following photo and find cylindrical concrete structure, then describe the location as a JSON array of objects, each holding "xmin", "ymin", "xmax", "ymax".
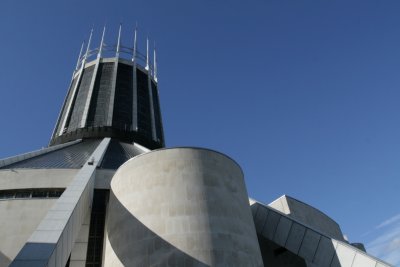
[{"xmin": 104, "ymin": 148, "xmax": 263, "ymax": 266}]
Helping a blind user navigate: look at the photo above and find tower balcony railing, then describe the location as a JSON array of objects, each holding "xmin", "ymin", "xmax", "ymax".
[
  {"xmin": 73, "ymin": 25, "xmax": 158, "ymax": 80},
  {"xmin": 77, "ymin": 45, "xmax": 152, "ymax": 73}
]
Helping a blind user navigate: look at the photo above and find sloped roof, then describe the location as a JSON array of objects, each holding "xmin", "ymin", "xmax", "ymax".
[
  {"xmin": 99, "ymin": 139, "xmax": 144, "ymax": 169},
  {"xmin": 1, "ymin": 139, "xmax": 144, "ymax": 170}
]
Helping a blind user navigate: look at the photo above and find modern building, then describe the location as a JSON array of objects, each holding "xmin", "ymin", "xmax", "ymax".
[{"xmin": 0, "ymin": 26, "xmax": 393, "ymax": 267}]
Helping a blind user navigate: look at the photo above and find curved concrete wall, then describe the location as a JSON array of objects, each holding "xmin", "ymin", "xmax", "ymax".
[{"xmin": 105, "ymin": 148, "xmax": 263, "ymax": 266}]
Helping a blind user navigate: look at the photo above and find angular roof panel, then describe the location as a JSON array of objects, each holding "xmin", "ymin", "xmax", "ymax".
[
  {"xmin": 2, "ymin": 140, "xmax": 100, "ymax": 169},
  {"xmin": 1, "ymin": 139, "xmax": 144, "ymax": 170}
]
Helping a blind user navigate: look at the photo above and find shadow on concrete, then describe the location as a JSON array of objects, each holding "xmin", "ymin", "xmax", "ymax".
[
  {"xmin": 252, "ymin": 201, "xmax": 341, "ymax": 267},
  {"xmin": 0, "ymin": 250, "xmax": 11, "ymax": 267},
  {"xmin": 106, "ymin": 191, "xmax": 209, "ymax": 267},
  {"xmin": 257, "ymin": 235, "xmax": 307, "ymax": 267}
]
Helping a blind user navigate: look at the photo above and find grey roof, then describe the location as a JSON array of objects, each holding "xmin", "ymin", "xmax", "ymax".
[
  {"xmin": 1, "ymin": 139, "xmax": 144, "ymax": 170},
  {"xmin": 99, "ymin": 139, "xmax": 144, "ymax": 169},
  {"xmin": 2, "ymin": 140, "xmax": 100, "ymax": 169}
]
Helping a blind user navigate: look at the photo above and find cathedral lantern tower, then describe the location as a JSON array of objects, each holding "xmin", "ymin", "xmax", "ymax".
[
  {"xmin": 0, "ymin": 25, "xmax": 390, "ymax": 267},
  {"xmin": 50, "ymin": 25, "xmax": 164, "ymax": 149}
]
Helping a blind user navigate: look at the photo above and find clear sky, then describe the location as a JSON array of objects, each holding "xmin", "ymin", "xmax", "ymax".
[{"xmin": 1, "ymin": 0, "xmax": 399, "ymax": 265}]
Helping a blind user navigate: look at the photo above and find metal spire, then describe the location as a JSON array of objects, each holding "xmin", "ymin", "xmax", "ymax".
[
  {"xmin": 145, "ymin": 36, "xmax": 149, "ymax": 70},
  {"xmin": 98, "ymin": 26, "xmax": 106, "ymax": 59},
  {"xmin": 116, "ymin": 23, "xmax": 122, "ymax": 58},
  {"xmin": 132, "ymin": 24, "xmax": 137, "ymax": 62},
  {"xmin": 84, "ymin": 28, "xmax": 93, "ymax": 62},
  {"xmin": 153, "ymin": 42, "xmax": 157, "ymax": 82},
  {"xmin": 75, "ymin": 41, "xmax": 85, "ymax": 71}
]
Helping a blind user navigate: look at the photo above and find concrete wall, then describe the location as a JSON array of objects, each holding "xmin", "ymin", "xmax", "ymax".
[
  {"xmin": 9, "ymin": 138, "xmax": 110, "ymax": 267},
  {"xmin": 269, "ymin": 195, "xmax": 344, "ymax": 241},
  {"xmin": 0, "ymin": 169, "xmax": 77, "ymax": 190},
  {"xmin": 104, "ymin": 148, "xmax": 263, "ymax": 266},
  {"xmin": 0, "ymin": 168, "xmax": 77, "ymax": 266},
  {"xmin": 251, "ymin": 200, "xmax": 393, "ymax": 267},
  {"xmin": 69, "ymin": 209, "xmax": 91, "ymax": 267},
  {"xmin": 94, "ymin": 169, "xmax": 115, "ymax": 189},
  {"xmin": 0, "ymin": 199, "xmax": 57, "ymax": 266}
]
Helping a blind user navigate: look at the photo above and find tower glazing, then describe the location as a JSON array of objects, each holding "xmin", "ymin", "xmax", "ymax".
[{"xmin": 50, "ymin": 26, "xmax": 164, "ymax": 149}]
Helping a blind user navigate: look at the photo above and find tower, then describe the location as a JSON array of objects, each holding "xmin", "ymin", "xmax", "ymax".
[
  {"xmin": 0, "ymin": 27, "xmax": 263, "ymax": 267},
  {"xmin": 50, "ymin": 26, "xmax": 164, "ymax": 149},
  {"xmin": 0, "ymin": 26, "xmax": 393, "ymax": 267}
]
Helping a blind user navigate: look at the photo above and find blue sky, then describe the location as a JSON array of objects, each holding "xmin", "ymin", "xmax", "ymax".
[{"xmin": 1, "ymin": 0, "xmax": 399, "ymax": 265}]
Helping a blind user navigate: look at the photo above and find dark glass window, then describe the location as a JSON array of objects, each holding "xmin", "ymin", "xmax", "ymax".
[
  {"xmin": 15, "ymin": 191, "xmax": 31, "ymax": 198},
  {"xmin": 87, "ymin": 63, "xmax": 115, "ymax": 127},
  {"xmin": 113, "ymin": 63, "xmax": 133, "ymax": 130},
  {"xmin": 68, "ymin": 65, "xmax": 95, "ymax": 131},
  {"xmin": 56, "ymin": 76, "xmax": 80, "ymax": 135},
  {"xmin": 48, "ymin": 190, "xmax": 63, "ymax": 198},
  {"xmin": 0, "ymin": 188, "xmax": 64, "ymax": 200},
  {"xmin": 136, "ymin": 69, "xmax": 152, "ymax": 138},
  {"xmin": 85, "ymin": 190, "xmax": 107, "ymax": 267},
  {"xmin": 151, "ymin": 80, "xmax": 163, "ymax": 143},
  {"xmin": 32, "ymin": 191, "xmax": 47, "ymax": 198},
  {"xmin": 0, "ymin": 191, "xmax": 14, "ymax": 199}
]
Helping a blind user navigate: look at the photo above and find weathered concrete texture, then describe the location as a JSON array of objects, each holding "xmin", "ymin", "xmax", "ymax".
[
  {"xmin": 10, "ymin": 138, "xmax": 110, "ymax": 267},
  {"xmin": 69, "ymin": 210, "xmax": 91, "ymax": 267},
  {"xmin": 269, "ymin": 195, "xmax": 345, "ymax": 241},
  {"xmin": 103, "ymin": 201, "xmax": 124, "ymax": 267},
  {"xmin": 0, "ymin": 199, "xmax": 57, "ymax": 266},
  {"xmin": 0, "ymin": 251, "xmax": 11, "ymax": 267},
  {"xmin": 105, "ymin": 148, "xmax": 263, "ymax": 266},
  {"xmin": 0, "ymin": 169, "xmax": 78, "ymax": 190},
  {"xmin": 94, "ymin": 169, "xmax": 116, "ymax": 189},
  {"xmin": 251, "ymin": 200, "xmax": 394, "ymax": 267}
]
